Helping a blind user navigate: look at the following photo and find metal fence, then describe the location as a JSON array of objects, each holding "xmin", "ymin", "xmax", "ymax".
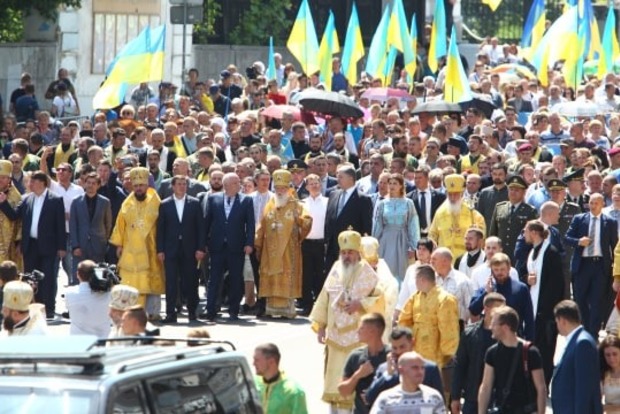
[{"xmin": 461, "ymin": 0, "xmax": 566, "ymax": 43}]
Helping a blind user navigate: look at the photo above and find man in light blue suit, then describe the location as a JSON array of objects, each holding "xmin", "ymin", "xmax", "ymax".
[{"xmin": 551, "ymin": 300, "xmax": 602, "ymax": 414}]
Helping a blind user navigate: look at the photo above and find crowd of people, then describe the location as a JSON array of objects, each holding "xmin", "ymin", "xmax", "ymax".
[{"xmin": 3, "ymin": 41, "xmax": 620, "ymax": 412}]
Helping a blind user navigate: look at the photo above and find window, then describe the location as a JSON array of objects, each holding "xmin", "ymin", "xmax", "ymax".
[
  {"xmin": 92, "ymin": 13, "xmax": 161, "ymax": 74},
  {"xmin": 108, "ymin": 385, "xmax": 148, "ymax": 414}
]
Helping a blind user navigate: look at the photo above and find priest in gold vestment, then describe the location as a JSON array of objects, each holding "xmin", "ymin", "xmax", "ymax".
[
  {"xmin": 0, "ymin": 160, "xmax": 22, "ymax": 267},
  {"xmin": 110, "ymin": 167, "xmax": 164, "ymax": 318},
  {"xmin": 309, "ymin": 229, "xmax": 385, "ymax": 411},
  {"xmin": 255, "ymin": 169, "xmax": 312, "ymax": 318}
]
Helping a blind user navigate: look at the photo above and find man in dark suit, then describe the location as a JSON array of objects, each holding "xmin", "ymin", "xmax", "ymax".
[
  {"xmin": 476, "ymin": 163, "xmax": 508, "ymax": 230},
  {"xmin": 157, "ymin": 175, "xmax": 206, "ymax": 323},
  {"xmin": 407, "ymin": 165, "xmax": 445, "ymax": 236},
  {"xmin": 203, "ymin": 172, "xmax": 255, "ymax": 321},
  {"xmin": 158, "ymin": 158, "xmax": 207, "ymax": 199},
  {"xmin": 324, "ymin": 165, "xmax": 372, "ymax": 274},
  {"xmin": 69, "ymin": 172, "xmax": 112, "ymax": 264},
  {"xmin": 0, "ymin": 171, "xmax": 66, "ymax": 319},
  {"xmin": 565, "ymin": 193, "xmax": 618, "ymax": 336},
  {"xmin": 314, "ymin": 155, "xmax": 337, "ymax": 196},
  {"xmin": 551, "ymin": 300, "xmax": 602, "ymax": 414}
]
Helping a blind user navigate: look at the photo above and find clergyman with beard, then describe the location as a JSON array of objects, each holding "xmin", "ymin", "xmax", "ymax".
[
  {"xmin": 2, "ymin": 280, "xmax": 47, "ymax": 336},
  {"xmin": 309, "ymin": 229, "xmax": 385, "ymax": 411},
  {"xmin": 255, "ymin": 169, "xmax": 312, "ymax": 318},
  {"xmin": 110, "ymin": 167, "xmax": 165, "ymax": 320},
  {"xmin": 428, "ymin": 174, "xmax": 486, "ymax": 264}
]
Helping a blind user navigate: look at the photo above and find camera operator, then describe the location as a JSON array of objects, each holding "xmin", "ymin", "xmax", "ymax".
[
  {"xmin": 0, "ymin": 261, "xmax": 19, "ymax": 310},
  {"xmin": 1, "ymin": 280, "xmax": 47, "ymax": 336},
  {"xmin": 64, "ymin": 260, "xmax": 111, "ymax": 338}
]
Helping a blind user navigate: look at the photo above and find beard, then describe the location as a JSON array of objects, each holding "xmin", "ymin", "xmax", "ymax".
[
  {"xmin": 274, "ymin": 194, "xmax": 289, "ymax": 208},
  {"xmin": 3, "ymin": 315, "xmax": 15, "ymax": 333},
  {"xmin": 210, "ymin": 183, "xmax": 223, "ymax": 192},
  {"xmin": 134, "ymin": 192, "xmax": 147, "ymax": 201},
  {"xmin": 492, "ymin": 178, "xmax": 504, "ymax": 185},
  {"xmin": 447, "ymin": 199, "xmax": 462, "ymax": 215}
]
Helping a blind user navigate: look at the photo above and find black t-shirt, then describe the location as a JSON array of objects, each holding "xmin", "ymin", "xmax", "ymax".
[
  {"xmin": 485, "ymin": 341, "xmax": 542, "ymax": 410},
  {"xmin": 343, "ymin": 345, "xmax": 389, "ymax": 414},
  {"xmin": 10, "ymin": 88, "xmax": 26, "ymax": 105}
]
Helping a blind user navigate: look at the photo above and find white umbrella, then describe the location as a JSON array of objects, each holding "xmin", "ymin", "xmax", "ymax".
[{"xmin": 556, "ymin": 101, "xmax": 599, "ymax": 118}]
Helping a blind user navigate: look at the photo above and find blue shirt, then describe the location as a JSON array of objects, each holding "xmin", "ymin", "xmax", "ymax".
[
  {"xmin": 14, "ymin": 95, "xmax": 39, "ymax": 122},
  {"xmin": 331, "ymin": 72, "xmax": 348, "ymax": 92}
]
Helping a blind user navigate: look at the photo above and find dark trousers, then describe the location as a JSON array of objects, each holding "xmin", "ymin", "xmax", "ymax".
[
  {"xmin": 164, "ymin": 246, "xmax": 199, "ymax": 317},
  {"xmin": 573, "ymin": 258, "xmax": 604, "ymax": 336},
  {"xmin": 24, "ymin": 238, "xmax": 59, "ymax": 316},
  {"xmin": 207, "ymin": 248, "xmax": 244, "ymax": 317},
  {"xmin": 462, "ymin": 400, "xmax": 478, "ymax": 414},
  {"xmin": 535, "ymin": 318, "xmax": 558, "ymax": 386},
  {"xmin": 301, "ymin": 239, "xmax": 325, "ymax": 309}
]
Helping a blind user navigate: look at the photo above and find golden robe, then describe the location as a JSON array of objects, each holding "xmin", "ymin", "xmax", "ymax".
[
  {"xmin": 0, "ymin": 186, "xmax": 22, "ymax": 268},
  {"xmin": 398, "ymin": 285, "xmax": 460, "ymax": 368},
  {"xmin": 109, "ymin": 188, "xmax": 164, "ymax": 305},
  {"xmin": 309, "ymin": 260, "xmax": 384, "ymax": 409},
  {"xmin": 428, "ymin": 201, "xmax": 486, "ymax": 263},
  {"xmin": 255, "ymin": 196, "xmax": 312, "ymax": 317}
]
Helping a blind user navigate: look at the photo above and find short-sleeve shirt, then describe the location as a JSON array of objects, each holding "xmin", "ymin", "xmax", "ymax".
[
  {"xmin": 484, "ymin": 341, "xmax": 542, "ymax": 410},
  {"xmin": 343, "ymin": 345, "xmax": 389, "ymax": 414}
]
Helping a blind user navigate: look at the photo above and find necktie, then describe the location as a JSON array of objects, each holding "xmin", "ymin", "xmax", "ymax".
[
  {"xmin": 588, "ymin": 216, "xmax": 597, "ymax": 256},
  {"xmin": 227, "ymin": 197, "xmax": 232, "ymax": 206},
  {"xmin": 338, "ymin": 191, "xmax": 346, "ymax": 216},
  {"xmin": 510, "ymin": 204, "xmax": 516, "ymax": 215},
  {"xmin": 419, "ymin": 192, "xmax": 427, "ymax": 229}
]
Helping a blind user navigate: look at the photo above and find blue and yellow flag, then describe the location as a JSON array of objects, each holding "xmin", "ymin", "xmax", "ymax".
[
  {"xmin": 482, "ymin": 0, "xmax": 502, "ymax": 12},
  {"xmin": 444, "ymin": 26, "xmax": 472, "ymax": 103},
  {"xmin": 93, "ymin": 25, "xmax": 166, "ymax": 109},
  {"xmin": 365, "ymin": 5, "xmax": 391, "ymax": 80},
  {"xmin": 428, "ymin": 0, "xmax": 447, "ymax": 73},
  {"xmin": 597, "ymin": 6, "xmax": 620, "ymax": 79},
  {"xmin": 521, "ymin": 0, "xmax": 545, "ymax": 50},
  {"xmin": 407, "ymin": 13, "xmax": 418, "ymax": 83},
  {"xmin": 266, "ymin": 37, "xmax": 277, "ymax": 81},
  {"xmin": 387, "ymin": 0, "xmax": 416, "ymax": 78},
  {"xmin": 341, "ymin": 2, "xmax": 364, "ymax": 85},
  {"xmin": 287, "ymin": 0, "xmax": 320, "ymax": 75},
  {"xmin": 319, "ymin": 11, "xmax": 340, "ymax": 91}
]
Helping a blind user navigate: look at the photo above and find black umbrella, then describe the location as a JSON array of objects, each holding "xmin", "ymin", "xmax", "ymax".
[
  {"xmin": 411, "ymin": 100, "xmax": 462, "ymax": 115},
  {"xmin": 298, "ymin": 89, "xmax": 364, "ymax": 118},
  {"xmin": 459, "ymin": 93, "xmax": 497, "ymax": 119}
]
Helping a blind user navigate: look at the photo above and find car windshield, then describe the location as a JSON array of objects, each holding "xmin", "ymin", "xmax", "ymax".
[{"xmin": 0, "ymin": 387, "xmax": 96, "ymax": 413}]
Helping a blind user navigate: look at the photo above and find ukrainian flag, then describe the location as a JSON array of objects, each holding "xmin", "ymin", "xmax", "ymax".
[
  {"xmin": 93, "ymin": 25, "xmax": 166, "ymax": 109},
  {"xmin": 319, "ymin": 10, "xmax": 340, "ymax": 91},
  {"xmin": 407, "ymin": 14, "xmax": 418, "ymax": 83},
  {"xmin": 444, "ymin": 26, "xmax": 472, "ymax": 103},
  {"xmin": 521, "ymin": 0, "xmax": 545, "ymax": 51},
  {"xmin": 341, "ymin": 2, "xmax": 365, "ymax": 85},
  {"xmin": 287, "ymin": 0, "xmax": 320, "ymax": 76},
  {"xmin": 267, "ymin": 37, "xmax": 277, "ymax": 81},
  {"xmin": 365, "ymin": 4, "xmax": 391, "ymax": 81},
  {"xmin": 428, "ymin": 0, "xmax": 447, "ymax": 73},
  {"xmin": 482, "ymin": 0, "xmax": 503, "ymax": 12},
  {"xmin": 598, "ymin": 5, "xmax": 620, "ymax": 79},
  {"xmin": 387, "ymin": 0, "xmax": 416, "ymax": 78}
]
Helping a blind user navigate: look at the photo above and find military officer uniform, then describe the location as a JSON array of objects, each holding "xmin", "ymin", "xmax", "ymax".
[
  {"xmin": 564, "ymin": 168, "xmax": 590, "ymax": 213},
  {"xmin": 489, "ymin": 175, "xmax": 538, "ymax": 262}
]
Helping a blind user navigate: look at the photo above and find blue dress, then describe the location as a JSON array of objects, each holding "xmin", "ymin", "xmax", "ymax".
[{"xmin": 372, "ymin": 198, "xmax": 420, "ymax": 281}]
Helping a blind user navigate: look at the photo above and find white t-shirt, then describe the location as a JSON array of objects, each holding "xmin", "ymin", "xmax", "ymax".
[{"xmin": 52, "ymin": 93, "xmax": 77, "ymax": 117}]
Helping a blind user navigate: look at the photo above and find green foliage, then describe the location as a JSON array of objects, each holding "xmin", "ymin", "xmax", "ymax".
[
  {"xmin": 229, "ymin": 0, "xmax": 293, "ymax": 45},
  {"xmin": 0, "ymin": 8, "xmax": 24, "ymax": 43},
  {"xmin": 6, "ymin": 0, "xmax": 82, "ymax": 21},
  {"xmin": 193, "ymin": 1, "xmax": 222, "ymax": 44}
]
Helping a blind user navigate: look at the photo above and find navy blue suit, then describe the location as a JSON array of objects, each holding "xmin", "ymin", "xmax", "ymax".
[
  {"xmin": 565, "ymin": 212, "xmax": 618, "ymax": 335},
  {"xmin": 3, "ymin": 190, "xmax": 66, "ymax": 317},
  {"xmin": 204, "ymin": 192, "xmax": 255, "ymax": 318},
  {"xmin": 157, "ymin": 195, "xmax": 205, "ymax": 318},
  {"xmin": 551, "ymin": 326, "xmax": 602, "ymax": 414}
]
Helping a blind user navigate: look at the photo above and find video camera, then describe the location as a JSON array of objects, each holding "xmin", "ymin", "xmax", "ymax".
[
  {"xmin": 20, "ymin": 270, "xmax": 44, "ymax": 293},
  {"xmin": 90, "ymin": 263, "xmax": 121, "ymax": 293}
]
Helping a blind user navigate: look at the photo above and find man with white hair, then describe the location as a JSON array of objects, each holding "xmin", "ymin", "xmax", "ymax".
[
  {"xmin": 428, "ymin": 174, "xmax": 486, "ymax": 263},
  {"xmin": 310, "ymin": 229, "xmax": 385, "ymax": 413},
  {"xmin": 273, "ymin": 53, "xmax": 285, "ymax": 86},
  {"xmin": 431, "ymin": 247, "xmax": 474, "ymax": 324},
  {"xmin": 471, "ymin": 236, "xmax": 520, "ymax": 291}
]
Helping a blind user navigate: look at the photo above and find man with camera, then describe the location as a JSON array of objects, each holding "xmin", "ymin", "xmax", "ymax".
[{"xmin": 64, "ymin": 260, "xmax": 112, "ymax": 338}]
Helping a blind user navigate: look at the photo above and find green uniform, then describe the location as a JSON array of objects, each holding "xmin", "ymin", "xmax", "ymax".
[
  {"xmin": 254, "ymin": 372, "xmax": 308, "ymax": 414},
  {"xmin": 489, "ymin": 201, "xmax": 538, "ymax": 262}
]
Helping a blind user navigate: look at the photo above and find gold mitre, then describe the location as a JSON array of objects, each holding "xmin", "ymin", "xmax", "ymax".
[
  {"xmin": 3, "ymin": 280, "xmax": 33, "ymax": 311},
  {"xmin": 272, "ymin": 169, "xmax": 292, "ymax": 187},
  {"xmin": 338, "ymin": 227, "xmax": 362, "ymax": 251},
  {"xmin": 109, "ymin": 284, "xmax": 139, "ymax": 311},
  {"xmin": 445, "ymin": 174, "xmax": 465, "ymax": 193},
  {"xmin": 129, "ymin": 167, "xmax": 149, "ymax": 185},
  {"xmin": 0, "ymin": 160, "xmax": 12, "ymax": 177},
  {"xmin": 360, "ymin": 236, "xmax": 380, "ymax": 264}
]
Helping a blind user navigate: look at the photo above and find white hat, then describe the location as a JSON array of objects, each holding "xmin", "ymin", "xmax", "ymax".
[
  {"xmin": 3, "ymin": 281, "xmax": 33, "ymax": 311},
  {"xmin": 109, "ymin": 285, "xmax": 139, "ymax": 311}
]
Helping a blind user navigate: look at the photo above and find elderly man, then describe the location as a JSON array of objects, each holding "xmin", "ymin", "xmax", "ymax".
[
  {"xmin": 310, "ymin": 229, "xmax": 385, "ymax": 412},
  {"xmin": 110, "ymin": 167, "xmax": 164, "ymax": 319},
  {"xmin": 428, "ymin": 174, "xmax": 486, "ymax": 263},
  {"xmin": 1, "ymin": 280, "xmax": 47, "ymax": 336},
  {"xmin": 255, "ymin": 169, "xmax": 312, "ymax": 318}
]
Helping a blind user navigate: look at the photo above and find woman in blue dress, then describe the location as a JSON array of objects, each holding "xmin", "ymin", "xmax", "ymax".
[{"xmin": 372, "ymin": 173, "xmax": 420, "ymax": 282}]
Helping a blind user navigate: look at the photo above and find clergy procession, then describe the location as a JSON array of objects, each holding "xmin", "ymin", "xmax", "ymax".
[{"xmin": 8, "ymin": 0, "xmax": 620, "ymax": 412}]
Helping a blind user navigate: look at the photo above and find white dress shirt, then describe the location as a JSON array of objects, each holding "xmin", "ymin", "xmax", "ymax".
[
  {"xmin": 252, "ymin": 190, "xmax": 272, "ymax": 225},
  {"xmin": 553, "ymin": 325, "xmax": 582, "ymax": 366},
  {"xmin": 173, "ymin": 195, "xmax": 185, "ymax": 222},
  {"xmin": 30, "ymin": 189, "xmax": 48, "ymax": 239},
  {"xmin": 50, "ymin": 180, "xmax": 85, "ymax": 233},
  {"xmin": 304, "ymin": 194, "xmax": 328, "ymax": 239},
  {"xmin": 64, "ymin": 282, "xmax": 111, "ymax": 338}
]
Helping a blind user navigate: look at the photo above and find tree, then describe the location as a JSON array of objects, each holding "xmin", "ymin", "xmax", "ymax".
[
  {"xmin": 229, "ymin": 0, "xmax": 293, "ymax": 46},
  {"xmin": 0, "ymin": 0, "xmax": 82, "ymax": 43},
  {"xmin": 192, "ymin": 1, "xmax": 222, "ymax": 44}
]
